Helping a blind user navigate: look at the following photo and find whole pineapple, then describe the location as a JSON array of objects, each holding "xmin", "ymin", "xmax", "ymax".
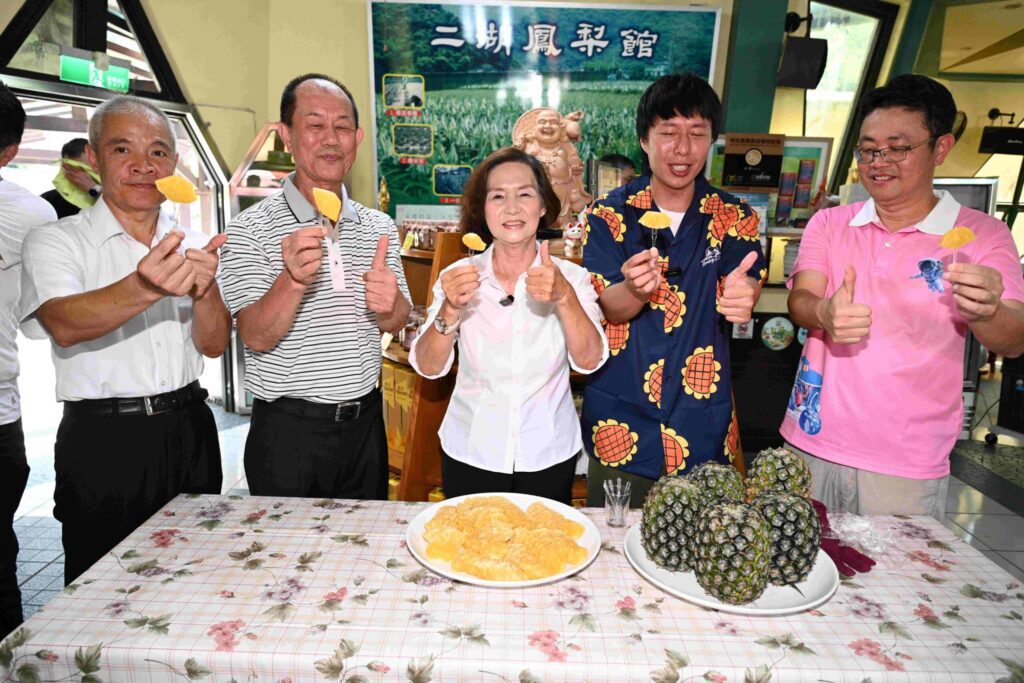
[
  {"xmin": 685, "ymin": 461, "xmax": 744, "ymax": 503},
  {"xmin": 641, "ymin": 476, "xmax": 709, "ymax": 572},
  {"xmin": 693, "ymin": 501, "xmax": 771, "ymax": 605},
  {"xmin": 752, "ymin": 492, "xmax": 821, "ymax": 585},
  {"xmin": 745, "ymin": 447, "xmax": 813, "ymax": 501}
]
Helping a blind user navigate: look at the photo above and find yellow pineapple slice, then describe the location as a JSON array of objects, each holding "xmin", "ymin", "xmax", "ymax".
[
  {"xmin": 312, "ymin": 187, "xmax": 341, "ymax": 222},
  {"xmin": 452, "ymin": 556, "xmax": 527, "ymax": 581},
  {"xmin": 638, "ymin": 210, "xmax": 671, "ymax": 230},
  {"xmin": 155, "ymin": 175, "xmax": 197, "ymax": 204},
  {"xmin": 525, "ymin": 502, "xmax": 585, "ymax": 539},
  {"xmin": 424, "ymin": 527, "xmax": 465, "ymax": 561},
  {"xmin": 940, "ymin": 226, "xmax": 977, "ymax": 250},
  {"xmin": 462, "ymin": 233, "xmax": 487, "ymax": 252}
]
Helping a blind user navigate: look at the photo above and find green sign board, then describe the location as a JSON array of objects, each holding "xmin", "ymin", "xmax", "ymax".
[
  {"xmin": 59, "ymin": 54, "xmax": 131, "ymax": 92},
  {"xmin": 369, "ymin": 1, "xmax": 721, "ymax": 213}
]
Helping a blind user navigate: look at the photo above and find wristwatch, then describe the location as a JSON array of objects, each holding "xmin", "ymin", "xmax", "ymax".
[
  {"xmin": 433, "ymin": 315, "xmax": 460, "ymax": 335},
  {"xmin": 88, "ymin": 185, "xmax": 102, "ymax": 199}
]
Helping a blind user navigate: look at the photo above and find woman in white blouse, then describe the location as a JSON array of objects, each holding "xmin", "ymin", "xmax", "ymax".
[{"xmin": 410, "ymin": 147, "xmax": 608, "ymax": 505}]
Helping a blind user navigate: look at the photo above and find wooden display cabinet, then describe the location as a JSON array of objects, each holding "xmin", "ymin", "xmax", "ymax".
[{"xmin": 385, "ymin": 231, "xmax": 464, "ymax": 501}]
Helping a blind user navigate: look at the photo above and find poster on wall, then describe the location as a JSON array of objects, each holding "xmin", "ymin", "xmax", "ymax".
[
  {"xmin": 706, "ymin": 136, "xmax": 832, "ymax": 227},
  {"xmin": 368, "ymin": 0, "xmax": 721, "ymax": 217}
]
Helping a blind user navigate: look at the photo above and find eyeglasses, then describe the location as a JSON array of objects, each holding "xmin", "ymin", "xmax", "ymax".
[{"xmin": 853, "ymin": 137, "xmax": 935, "ymax": 164}]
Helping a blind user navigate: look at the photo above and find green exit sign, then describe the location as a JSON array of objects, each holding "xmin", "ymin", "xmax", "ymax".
[{"xmin": 59, "ymin": 54, "xmax": 131, "ymax": 92}]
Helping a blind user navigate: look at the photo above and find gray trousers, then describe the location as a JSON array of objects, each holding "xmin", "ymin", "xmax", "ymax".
[{"xmin": 786, "ymin": 442, "xmax": 948, "ymax": 520}]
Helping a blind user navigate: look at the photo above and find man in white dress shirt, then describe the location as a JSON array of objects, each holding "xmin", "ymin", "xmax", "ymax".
[
  {"xmin": 19, "ymin": 95, "xmax": 229, "ymax": 584},
  {"xmin": 0, "ymin": 81, "xmax": 58, "ymax": 639}
]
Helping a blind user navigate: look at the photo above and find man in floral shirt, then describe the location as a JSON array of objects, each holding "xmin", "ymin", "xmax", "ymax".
[{"xmin": 582, "ymin": 73, "xmax": 766, "ymax": 505}]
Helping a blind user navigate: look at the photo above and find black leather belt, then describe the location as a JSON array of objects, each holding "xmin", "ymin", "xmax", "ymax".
[
  {"xmin": 256, "ymin": 389, "xmax": 380, "ymax": 422},
  {"xmin": 65, "ymin": 381, "xmax": 207, "ymax": 417}
]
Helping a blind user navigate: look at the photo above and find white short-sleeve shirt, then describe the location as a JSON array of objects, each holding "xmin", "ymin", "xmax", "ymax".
[
  {"xmin": 0, "ymin": 179, "xmax": 58, "ymax": 423},
  {"xmin": 19, "ymin": 198, "xmax": 207, "ymax": 401},
  {"xmin": 409, "ymin": 244, "xmax": 609, "ymax": 473}
]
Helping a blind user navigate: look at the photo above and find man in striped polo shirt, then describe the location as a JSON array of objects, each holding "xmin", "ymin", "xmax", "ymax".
[{"xmin": 220, "ymin": 74, "xmax": 411, "ymax": 500}]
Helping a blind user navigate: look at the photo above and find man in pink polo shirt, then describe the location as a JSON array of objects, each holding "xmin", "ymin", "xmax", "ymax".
[{"xmin": 781, "ymin": 75, "xmax": 1024, "ymax": 518}]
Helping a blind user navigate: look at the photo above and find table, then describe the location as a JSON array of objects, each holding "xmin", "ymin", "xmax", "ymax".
[{"xmin": 2, "ymin": 495, "xmax": 1023, "ymax": 682}]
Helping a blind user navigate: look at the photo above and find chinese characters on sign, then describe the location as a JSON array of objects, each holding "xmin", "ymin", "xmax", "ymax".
[
  {"xmin": 476, "ymin": 21, "xmax": 513, "ymax": 55},
  {"xmin": 431, "ymin": 22, "xmax": 660, "ymax": 59}
]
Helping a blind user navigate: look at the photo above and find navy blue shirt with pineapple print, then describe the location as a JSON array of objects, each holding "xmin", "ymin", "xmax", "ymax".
[{"xmin": 581, "ymin": 174, "xmax": 766, "ymax": 481}]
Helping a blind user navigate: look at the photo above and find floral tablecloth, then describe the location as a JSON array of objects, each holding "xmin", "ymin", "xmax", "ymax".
[{"xmin": 2, "ymin": 494, "xmax": 1023, "ymax": 682}]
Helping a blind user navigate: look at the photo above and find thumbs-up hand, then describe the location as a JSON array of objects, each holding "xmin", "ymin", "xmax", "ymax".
[
  {"xmin": 821, "ymin": 265, "xmax": 872, "ymax": 344},
  {"xmin": 526, "ymin": 240, "xmax": 570, "ymax": 304},
  {"xmin": 137, "ymin": 230, "xmax": 196, "ymax": 299},
  {"xmin": 185, "ymin": 233, "xmax": 228, "ymax": 300},
  {"xmin": 719, "ymin": 251, "xmax": 760, "ymax": 323},
  {"xmin": 363, "ymin": 234, "xmax": 400, "ymax": 314}
]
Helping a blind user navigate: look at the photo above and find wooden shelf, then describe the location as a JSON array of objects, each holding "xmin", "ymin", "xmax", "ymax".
[
  {"xmin": 765, "ymin": 226, "xmax": 804, "ymax": 238},
  {"xmin": 383, "ymin": 343, "xmax": 410, "ymax": 366},
  {"xmin": 400, "ymin": 248, "xmax": 436, "ymax": 261}
]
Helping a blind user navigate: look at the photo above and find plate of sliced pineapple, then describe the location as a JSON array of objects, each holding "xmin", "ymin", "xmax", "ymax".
[
  {"xmin": 624, "ymin": 450, "xmax": 840, "ymax": 615},
  {"xmin": 406, "ymin": 493, "xmax": 601, "ymax": 588}
]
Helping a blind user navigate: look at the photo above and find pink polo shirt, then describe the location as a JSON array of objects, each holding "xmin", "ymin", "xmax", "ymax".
[{"xmin": 780, "ymin": 191, "xmax": 1024, "ymax": 478}]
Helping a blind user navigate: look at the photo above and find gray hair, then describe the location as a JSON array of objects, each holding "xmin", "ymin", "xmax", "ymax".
[{"xmin": 88, "ymin": 95, "xmax": 175, "ymax": 150}]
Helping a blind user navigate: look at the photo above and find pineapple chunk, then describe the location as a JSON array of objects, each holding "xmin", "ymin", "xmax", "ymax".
[
  {"xmin": 940, "ymin": 225, "xmax": 976, "ymax": 250},
  {"xmin": 312, "ymin": 188, "xmax": 341, "ymax": 222},
  {"xmin": 155, "ymin": 175, "xmax": 197, "ymax": 204},
  {"xmin": 638, "ymin": 210, "xmax": 671, "ymax": 230},
  {"xmin": 462, "ymin": 233, "xmax": 487, "ymax": 252}
]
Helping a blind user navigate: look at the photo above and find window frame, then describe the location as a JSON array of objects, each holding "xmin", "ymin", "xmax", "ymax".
[
  {"xmin": 808, "ymin": 0, "xmax": 900, "ymax": 193},
  {"xmin": 0, "ymin": 0, "xmax": 185, "ymax": 103}
]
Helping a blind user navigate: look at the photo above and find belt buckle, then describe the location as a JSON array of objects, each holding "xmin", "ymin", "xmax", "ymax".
[
  {"xmin": 334, "ymin": 400, "xmax": 361, "ymax": 422},
  {"xmin": 143, "ymin": 395, "xmax": 172, "ymax": 416}
]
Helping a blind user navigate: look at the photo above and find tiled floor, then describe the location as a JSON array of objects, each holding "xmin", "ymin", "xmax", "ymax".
[
  {"xmin": 13, "ymin": 407, "xmax": 251, "ymax": 619},
  {"xmin": 10, "ymin": 342, "xmax": 1024, "ymax": 624}
]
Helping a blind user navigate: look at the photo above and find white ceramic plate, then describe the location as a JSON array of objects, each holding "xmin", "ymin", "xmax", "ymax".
[
  {"xmin": 406, "ymin": 493, "xmax": 601, "ymax": 588},
  {"xmin": 623, "ymin": 523, "xmax": 839, "ymax": 616}
]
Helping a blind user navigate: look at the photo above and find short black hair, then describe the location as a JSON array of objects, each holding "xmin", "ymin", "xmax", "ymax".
[
  {"xmin": 280, "ymin": 73, "xmax": 359, "ymax": 128},
  {"xmin": 859, "ymin": 74, "xmax": 956, "ymax": 141},
  {"xmin": 599, "ymin": 153, "xmax": 636, "ymax": 171},
  {"xmin": 0, "ymin": 80, "xmax": 26, "ymax": 151},
  {"xmin": 61, "ymin": 137, "xmax": 89, "ymax": 160},
  {"xmin": 636, "ymin": 72, "xmax": 723, "ymax": 141}
]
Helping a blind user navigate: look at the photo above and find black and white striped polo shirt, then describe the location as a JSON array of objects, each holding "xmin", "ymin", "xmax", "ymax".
[{"xmin": 219, "ymin": 175, "xmax": 411, "ymax": 403}]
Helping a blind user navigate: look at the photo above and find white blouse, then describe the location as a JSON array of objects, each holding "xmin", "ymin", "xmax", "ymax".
[{"xmin": 409, "ymin": 244, "xmax": 608, "ymax": 474}]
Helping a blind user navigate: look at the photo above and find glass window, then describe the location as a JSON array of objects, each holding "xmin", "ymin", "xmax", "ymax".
[
  {"xmin": 804, "ymin": 2, "xmax": 880, "ymax": 186},
  {"xmin": 7, "ymin": 0, "xmax": 73, "ymax": 78},
  {"xmin": 7, "ymin": 0, "xmax": 164, "ymax": 95},
  {"xmin": 106, "ymin": 0, "xmax": 161, "ymax": 94}
]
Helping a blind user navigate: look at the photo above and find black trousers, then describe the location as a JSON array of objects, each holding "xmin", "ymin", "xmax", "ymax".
[
  {"xmin": 54, "ymin": 400, "xmax": 222, "ymax": 585},
  {"xmin": 440, "ymin": 451, "xmax": 577, "ymax": 506},
  {"xmin": 244, "ymin": 392, "xmax": 388, "ymax": 500},
  {"xmin": 0, "ymin": 419, "xmax": 28, "ymax": 640}
]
